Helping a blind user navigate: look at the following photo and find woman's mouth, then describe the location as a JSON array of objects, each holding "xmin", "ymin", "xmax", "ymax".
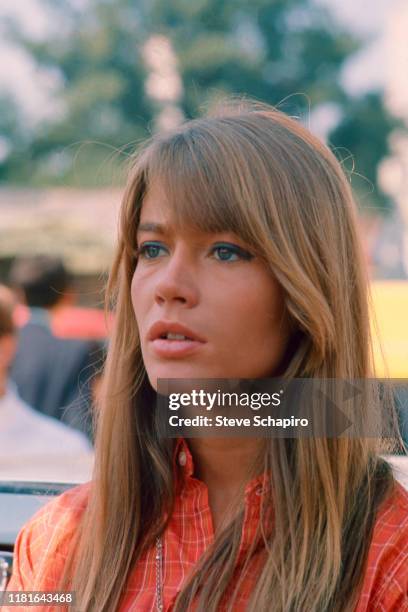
[
  {"xmin": 150, "ymin": 333, "xmax": 206, "ymax": 358},
  {"xmin": 147, "ymin": 322, "xmax": 207, "ymax": 358}
]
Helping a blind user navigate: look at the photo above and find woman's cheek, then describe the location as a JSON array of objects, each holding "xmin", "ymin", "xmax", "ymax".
[{"xmin": 130, "ymin": 276, "xmax": 147, "ymax": 323}]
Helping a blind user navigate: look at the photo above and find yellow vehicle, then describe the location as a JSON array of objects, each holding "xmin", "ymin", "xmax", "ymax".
[
  {"xmin": 371, "ymin": 281, "xmax": 408, "ymax": 451},
  {"xmin": 371, "ymin": 281, "xmax": 408, "ymax": 378}
]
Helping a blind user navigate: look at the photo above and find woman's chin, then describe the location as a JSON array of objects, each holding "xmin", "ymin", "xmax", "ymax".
[{"xmin": 147, "ymin": 364, "xmax": 215, "ymax": 387}]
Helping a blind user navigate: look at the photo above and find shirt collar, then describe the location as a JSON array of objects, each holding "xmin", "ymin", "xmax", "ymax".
[
  {"xmin": 173, "ymin": 436, "xmax": 270, "ymax": 499},
  {"xmin": 28, "ymin": 307, "xmax": 51, "ymax": 329}
]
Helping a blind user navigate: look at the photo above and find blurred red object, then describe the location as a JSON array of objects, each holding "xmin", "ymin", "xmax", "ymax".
[
  {"xmin": 13, "ymin": 304, "xmax": 112, "ymax": 340},
  {"xmin": 51, "ymin": 307, "xmax": 112, "ymax": 339}
]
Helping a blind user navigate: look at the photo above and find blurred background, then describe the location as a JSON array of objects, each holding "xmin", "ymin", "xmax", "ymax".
[
  {"xmin": 1, "ymin": 0, "xmax": 408, "ymax": 279},
  {"xmin": 0, "ymin": 0, "xmax": 407, "ymax": 482}
]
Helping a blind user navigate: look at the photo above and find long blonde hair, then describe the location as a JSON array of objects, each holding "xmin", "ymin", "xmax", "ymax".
[{"xmin": 61, "ymin": 99, "xmax": 404, "ymax": 611}]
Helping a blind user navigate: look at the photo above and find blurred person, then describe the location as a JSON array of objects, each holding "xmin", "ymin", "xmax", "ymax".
[
  {"xmin": 9, "ymin": 253, "xmax": 74, "ymax": 313},
  {"xmin": 0, "ymin": 286, "xmax": 93, "ymax": 482},
  {"xmin": 5, "ymin": 101, "xmax": 408, "ymax": 611},
  {"xmin": 8, "ymin": 255, "xmax": 102, "ymax": 439},
  {"xmin": 9, "ymin": 252, "xmax": 110, "ymax": 339},
  {"xmin": 9, "ymin": 256, "xmax": 110, "ymax": 340},
  {"xmin": 13, "ymin": 299, "xmax": 111, "ymax": 341}
]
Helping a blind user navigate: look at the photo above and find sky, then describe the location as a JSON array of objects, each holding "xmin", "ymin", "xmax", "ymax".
[{"xmin": 0, "ymin": 0, "xmax": 401, "ymax": 127}]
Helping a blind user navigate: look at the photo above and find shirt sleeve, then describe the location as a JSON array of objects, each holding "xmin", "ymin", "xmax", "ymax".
[
  {"xmin": 358, "ymin": 481, "xmax": 408, "ymax": 612},
  {"xmin": 5, "ymin": 527, "xmax": 28, "ymax": 592},
  {"xmin": 372, "ymin": 558, "xmax": 408, "ymax": 611},
  {"xmin": 6, "ymin": 509, "xmax": 46, "ymax": 592},
  {"xmin": 4, "ymin": 484, "xmax": 90, "ymax": 598}
]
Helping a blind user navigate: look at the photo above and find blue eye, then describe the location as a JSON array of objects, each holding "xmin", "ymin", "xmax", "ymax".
[
  {"xmin": 135, "ymin": 241, "xmax": 253, "ymax": 262},
  {"xmin": 137, "ymin": 242, "xmax": 167, "ymax": 259},
  {"xmin": 212, "ymin": 244, "xmax": 253, "ymax": 262}
]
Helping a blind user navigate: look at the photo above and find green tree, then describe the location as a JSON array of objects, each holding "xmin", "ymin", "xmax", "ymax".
[
  {"xmin": 0, "ymin": 94, "xmax": 26, "ymax": 183},
  {"xmin": 148, "ymin": 0, "xmax": 357, "ymax": 115},
  {"xmin": 0, "ymin": 0, "xmax": 398, "ymax": 212},
  {"xmin": 148, "ymin": 0, "xmax": 397, "ymax": 212},
  {"xmin": 329, "ymin": 92, "xmax": 401, "ymax": 213},
  {"xmin": 1, "ymin": 0, "xmax": 153, "ymax": 186}
]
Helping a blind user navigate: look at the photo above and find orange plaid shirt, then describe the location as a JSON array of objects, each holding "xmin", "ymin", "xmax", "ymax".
[{"xmin": 5, "ymin": 438, "xmax": 408, "ymax": 611}]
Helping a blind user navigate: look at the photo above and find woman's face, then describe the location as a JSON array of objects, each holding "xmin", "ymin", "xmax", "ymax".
[{"xmin": 131, "ymin": 181, "xmax": 290, "ymax": 389}]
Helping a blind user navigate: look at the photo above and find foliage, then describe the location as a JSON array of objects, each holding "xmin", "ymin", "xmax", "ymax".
[
  {"xmin": 329, "ymin": 93, "xmax": 401, "ymax": 213},
  {"xmin": 0, "ymin": 0, "xmax": 398, "ymax": 211}
]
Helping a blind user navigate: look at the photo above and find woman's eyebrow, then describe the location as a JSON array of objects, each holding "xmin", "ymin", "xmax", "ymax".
[
  {"xmin": 137, "ymin": 222, "xmax": 239, "ymax": 242},
  {"xmin": 137, "ymin": 222, "xmax": 170, "ymax": 235}
]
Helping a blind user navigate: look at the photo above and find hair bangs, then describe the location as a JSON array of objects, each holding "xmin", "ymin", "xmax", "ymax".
[{"xmin": 140, "ymin": 125, "xmax": 263, "ymax": 249}]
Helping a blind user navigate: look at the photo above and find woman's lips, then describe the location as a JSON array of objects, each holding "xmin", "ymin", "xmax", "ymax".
[{"xmin": 150, "ymin": 338, "xmax": 205, "ymax": 358}]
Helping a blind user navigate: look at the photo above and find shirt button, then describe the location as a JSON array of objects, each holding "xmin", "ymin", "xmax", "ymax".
[
  {"xmin": 255, "ymin": 485, "xmax": 263, "ymax": 496},
  {"xmin": 178, "ymin": 451, "xmax": 187, "ymax": 467}
]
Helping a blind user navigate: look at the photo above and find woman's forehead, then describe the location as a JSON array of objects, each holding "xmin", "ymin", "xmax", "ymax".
[
  {"xmin": 138, "ymin": 174, "xmax": 261, "ymax": 247},
  {"xmin": 139, "ymin": 182, "xmax": 170, "ymax": 221},
  {"xmin": 139, "ymin": 179, "xmax": 229, "ymax": 236},
  {"xmin": 138, "ymin": 191, "xmax": 190, "ymax": 235},
  {"xmin": 136, "ymin": 217, "xmax": 237, "ymax": 242}
]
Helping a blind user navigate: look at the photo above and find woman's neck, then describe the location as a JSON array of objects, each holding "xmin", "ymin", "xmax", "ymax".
[{"xmin": 186, "ymin": 437, "xmax": 265, "ymax": 532}]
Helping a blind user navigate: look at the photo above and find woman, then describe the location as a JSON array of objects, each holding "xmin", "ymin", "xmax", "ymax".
[{"xmin": 6, "ymin": 100, "xmax": 408, "ymax": 611}]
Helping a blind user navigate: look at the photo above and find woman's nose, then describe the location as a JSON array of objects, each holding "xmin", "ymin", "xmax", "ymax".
[{"xmin": 154, "ymin": 250, "xmax": 199, "ymax": 308}]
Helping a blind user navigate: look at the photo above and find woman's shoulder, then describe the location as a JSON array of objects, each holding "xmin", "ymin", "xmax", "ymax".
[
  {"xmin": 374, "ymin": 479, "xmax": 408, "ymax": 536},
  {"xmin": 357, "ymin": 481, "xmax": 408, "ymax": 611},
  {"xmin": 27, "ymin": 481, "xmax": 92, "ymax": 535},
  {"xmin": 6, "ymin": 482, "xmax": 92, "ymax": 593},
  {"xmin": 371, "ymin": 480, "xmax": 408, "ymax": 568}
]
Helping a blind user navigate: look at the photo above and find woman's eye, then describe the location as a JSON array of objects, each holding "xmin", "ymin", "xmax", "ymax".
[
  {"xmin": 212, "ymin": 244, "xmax": 253, "ymax": 262},
  {"xmin": 137, "ymin": 242, "xmax": 167, "ymax": 259}
]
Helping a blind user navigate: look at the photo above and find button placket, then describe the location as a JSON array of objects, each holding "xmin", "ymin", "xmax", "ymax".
[{"xmin": 178, "ymin": 451, "xmax": 187, "ymax": 467}]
